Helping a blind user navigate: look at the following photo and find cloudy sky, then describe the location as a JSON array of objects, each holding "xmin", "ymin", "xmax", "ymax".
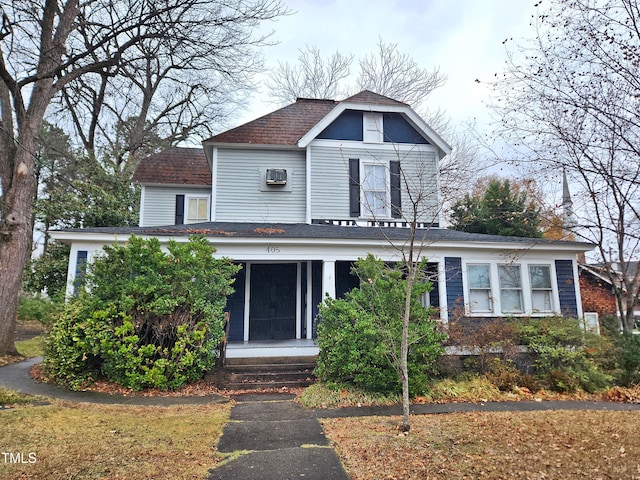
[{"xmin": 238, "ymin": 0, "xmax": 539, "ymax": 129}]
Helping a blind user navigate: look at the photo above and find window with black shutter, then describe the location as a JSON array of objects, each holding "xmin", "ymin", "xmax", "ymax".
[
  {"xmin": 349, "ymin": 158, "xmax": 360, "ymax": 217},
  {"xmin": 390, "ymin": 160, "xmax": 402, "ymax": 218}
]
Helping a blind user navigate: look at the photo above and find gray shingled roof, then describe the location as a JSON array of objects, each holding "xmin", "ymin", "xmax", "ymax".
[{"xmin": 54, "ymin": 221, "xmax": 592, "ymax": 248}]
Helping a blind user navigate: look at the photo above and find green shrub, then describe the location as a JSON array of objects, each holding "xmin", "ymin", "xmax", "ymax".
[
  {"xmin": 44, "ymin": 235, "xmax": 240, "ymax": 391},
  {"xmin": 512, "ymin": 317, "xmax": 612, "ymax": 393},
  {"xmin": 613, "ymin": 332, "xmax": 640, "ymax": 386},
  {"xmin": 315, "ymin": 255, "xmax": 445, "ymax": 395},
  {"xmin": 18, "ymin": 295, "xmax": 61, "ymax": 327}
]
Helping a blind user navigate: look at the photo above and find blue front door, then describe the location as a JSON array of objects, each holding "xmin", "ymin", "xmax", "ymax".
[{"xmin": 249, "ymin": 263, "xmax": 297, "ymax": 340}]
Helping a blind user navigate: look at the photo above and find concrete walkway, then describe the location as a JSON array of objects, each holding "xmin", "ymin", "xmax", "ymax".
[{"xmin": 209, "ymin": 393, "xmax": 350, "ymax": 480}]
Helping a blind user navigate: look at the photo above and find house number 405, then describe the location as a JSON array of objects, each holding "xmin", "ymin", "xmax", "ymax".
[{"xmin": 266, "ymin": 246, "xmax": 281, "ymax": 253}]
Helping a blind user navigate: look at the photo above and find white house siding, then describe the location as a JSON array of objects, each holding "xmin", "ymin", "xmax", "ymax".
[
  {"xmin": 141, "ymin": 185, "xmax": 211, "ymax": 227},
  {"xmin": 215, "ymin": 148, "xmax": 306, "ymax": 223},
  {"xmin": 309, "ymin": 143, "xmax": 439, "ymax": 223}
]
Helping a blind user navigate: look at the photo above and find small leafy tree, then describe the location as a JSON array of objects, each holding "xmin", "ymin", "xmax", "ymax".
[
  {"xmin": 24, "ymin": 242, "xmax": 71, "ymax": 301},
  {"xmin": 45, "ymin": 235, "xmax": 240, "ymax": 390},
  {"xmin": 449, "ymin": 177, "xmax": 542, "ymax": 238},
  {"xmin": 315, "ymin": 255, "xmax": 445, "ymax": 396}
]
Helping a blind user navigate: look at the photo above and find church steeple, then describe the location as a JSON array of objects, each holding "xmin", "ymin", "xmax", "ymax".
[{"xmin": 562, "ymin": 169, "xmax": 576, "ymax": 232}]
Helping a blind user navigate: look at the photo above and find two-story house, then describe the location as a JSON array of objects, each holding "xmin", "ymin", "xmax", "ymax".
[{"xmin": 52, "ymin": 91, "xmax": 593, "ymax": 360}]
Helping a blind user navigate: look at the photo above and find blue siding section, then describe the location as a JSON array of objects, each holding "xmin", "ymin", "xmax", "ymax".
[
  {"xmin": 426, "ymin": 262, "xmax": 440, "ymax": 310},
  {"xmin": 383, "ymin": 113, "xmax": 429, "ymax": 144},
  {"xmin": 318, "ymin": 110, "xmax": 363, "ymax": 141},
  {"xmin": 445, "ymin": 257, "xmax": 464, "ymax": 319},
  {"xmin": 226, "ymin": 263, "xmax": 246, "ymax": 341},
  {"xmin": 555, "ymin": 259, "xmax": 578, "ymax": 316},
  {"xmin": 336, "ymin": 261, "xmax": 359, "ymax": 299}
]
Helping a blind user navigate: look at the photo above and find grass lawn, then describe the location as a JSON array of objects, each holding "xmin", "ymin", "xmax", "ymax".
[
  {"xmin": 0, "ymin": 399, "xmax": 230, "ymax": 480},
  {"xmin": 0, "ymin": 336, "xmax": 45, "ymax": 368},
  {"xmin": 323, "ymin": 410, "xmax": 640, "ymax": 479}
]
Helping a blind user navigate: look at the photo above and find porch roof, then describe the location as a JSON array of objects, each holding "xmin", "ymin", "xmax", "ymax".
[{"xmin": 52, "ymin": 221, "xmax": 594, "ymax": 251}]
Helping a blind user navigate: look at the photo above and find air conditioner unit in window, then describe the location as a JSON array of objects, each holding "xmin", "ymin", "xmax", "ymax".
[{"xmin": 266, "ymin": 168, "xmax": 287, "ymax": 185}]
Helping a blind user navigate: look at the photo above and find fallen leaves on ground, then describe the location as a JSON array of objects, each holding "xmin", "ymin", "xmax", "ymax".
[{"xmin": 322, "ymin": 410, "xmax": 640, "ymax": 480}]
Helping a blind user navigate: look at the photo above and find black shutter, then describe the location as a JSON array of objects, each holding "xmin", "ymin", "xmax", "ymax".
[
  {"xmin": 349, "ymin": 158, "xmax": 360, "ymax": 217},
  {"xmin": 175, "ymin": 194, "xmax": 185, "ymax": 225},
  {"xmin": 390, "ymin": 160, "xmax": 402, "ymax": 218}
]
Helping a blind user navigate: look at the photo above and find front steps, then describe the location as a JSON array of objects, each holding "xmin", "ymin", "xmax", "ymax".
[{"xmin": 207, "ymin": 356, "xmax": 317, "ymax": 390}]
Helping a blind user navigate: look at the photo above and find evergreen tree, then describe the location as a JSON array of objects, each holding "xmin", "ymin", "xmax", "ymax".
[{"xmin": 450, "ymin": 178, "xmax": 542, "ymax": 238}]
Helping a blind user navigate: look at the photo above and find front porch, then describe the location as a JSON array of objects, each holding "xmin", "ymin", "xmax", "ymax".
[{"xmin": 225, "ymin": 339, "xmax": 319, "ymax": 360}]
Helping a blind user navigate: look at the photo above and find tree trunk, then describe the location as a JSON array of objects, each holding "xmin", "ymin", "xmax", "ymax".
[
  {"xmin": 400, "ymin": 263, "xmax": 415, "ymax": 433},
  {"xmin": 0, "ymin": 146, "xmax": 38, "ymax": 356}
]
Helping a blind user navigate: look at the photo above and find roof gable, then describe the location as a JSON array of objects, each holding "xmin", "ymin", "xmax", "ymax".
[
  {"xmin": 202, "ymin": 90, "xmax": 450, "ymax": 157},
  {"xmin": 132, "ymin": 147, "xmax": 211, "ymax": 185}
]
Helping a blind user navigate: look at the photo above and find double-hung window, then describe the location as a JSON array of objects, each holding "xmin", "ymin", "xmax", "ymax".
[
  {"xmin": 498, "ymin": 265, "xmax": 524, "ymax": 313},
  {"xmin": 361, "ymin": 162, "xmax": 389, "ymax": 218},
  {"xmin": 468, "ymin": 264, "xmax": 493, "ymax": 312},
  {"xmin": 185, "ymin": 196, "xmax": 209, "ymax": 224},
  {"xmin": 529, "ymin": 265, "xmax": 553, "ymax": 312}
]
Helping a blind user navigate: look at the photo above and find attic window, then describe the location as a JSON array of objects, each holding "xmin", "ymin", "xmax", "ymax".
[
  {"xmin": 266, "ymin": 168, "xmax": 287, "ymax": 185},
  {"xmin": 363, "ymin": 112, "xmax": 383, "ymax": 143}
]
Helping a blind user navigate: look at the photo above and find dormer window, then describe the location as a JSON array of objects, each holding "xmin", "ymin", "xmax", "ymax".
[{"xmin": 363, "ymin": 112, "xmax": 383, "ymax": 143}]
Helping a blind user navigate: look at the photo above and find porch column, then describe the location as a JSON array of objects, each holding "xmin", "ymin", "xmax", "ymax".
[
  {"xmin": 306, "ymin": 261, "xmax": 313, "ymax": 340},
  {"xmin": 322, "ymin": 260, "xmax": 336, "ymax": 299}
]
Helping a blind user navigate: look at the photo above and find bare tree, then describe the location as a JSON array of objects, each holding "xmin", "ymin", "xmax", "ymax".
[
  {"xmin": 346, "ymin": 142, "xmax": 447, "ymax": 432},
  {"xmin": 356, "ymin": 39, "xmax": 446, "ymax": 111},
  {"xmin": 266, "ymin": 45, "xmax": 353, "ymax": 104},
  {"xmin": 489, "ymin": 0, "xmax": 640, "ymax": 332},
  {"xmin": 0, "ymin": 0, "xmax": 287, "ymax": 356},
  {"xmin": 55, "ymin": 0, "xmax": 287, "ymax": 178}
]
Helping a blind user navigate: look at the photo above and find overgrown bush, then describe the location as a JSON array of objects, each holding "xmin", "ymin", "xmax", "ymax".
[
  {"xmin": 448, "ymin": 318, "xmax": 519, "ymax": 373},
  {"xmin": 44, "ymin": 235, "xmax": 240, "ymax": 390},
  {"xmin": 513, "ymin": 317, "xmax": 612, "ymax": 393},
  {"xmin": 18, "ymin": 295, "xmax": 62, "ymax": 327},
  {"xmin": 315, "ymin": 255, "xmax": 445, "ymax": 395}
]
